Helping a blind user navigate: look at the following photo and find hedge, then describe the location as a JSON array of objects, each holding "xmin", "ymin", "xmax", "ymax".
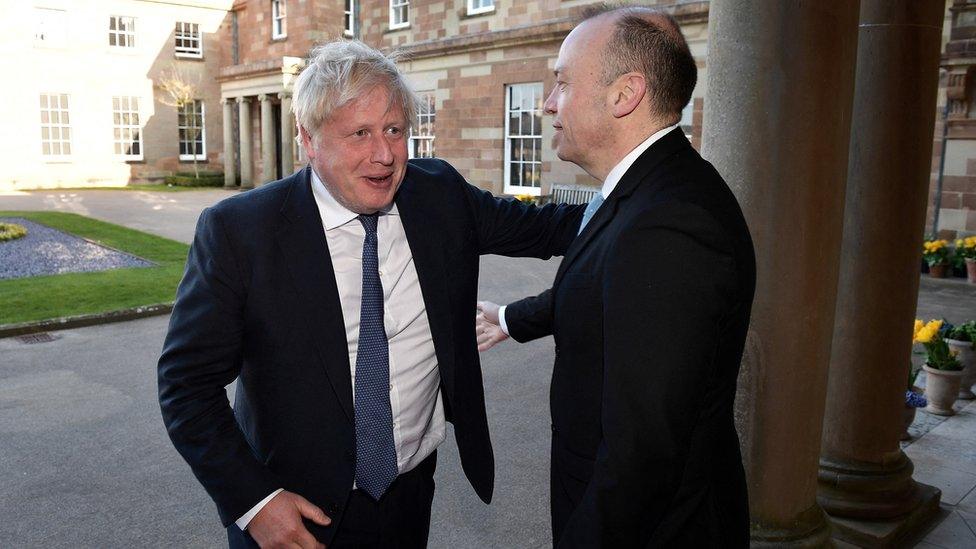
[{"xmin": 164, "ymin": 171, "xmax": 224, "ymax": 187}]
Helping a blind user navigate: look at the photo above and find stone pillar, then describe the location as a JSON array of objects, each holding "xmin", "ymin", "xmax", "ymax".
[
  {"xmin": 237, "ymin": 97, "xmax": 253, "ymax": 190},
  {"xmin": 221, "ymin": 99, "xmax": 236, "ymax": 188},
  {"xmin": 817, "ymin": 1, "xmax": 945, "ymax": 545},
  {"xmin": 259, "ymin": 94, "xmax": 275, "ymax": 185},
  {"xmin": 279, "ymin": 92, "xmax": 294, "ymax": 176},
  {"xmin": 701, "ymin": 1, "xmax": 861, "ymax": 545}
]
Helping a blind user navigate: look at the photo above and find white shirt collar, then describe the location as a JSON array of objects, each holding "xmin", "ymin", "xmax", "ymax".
[
  {"xmin": 600, "ymin": 124, "xmax": 680, "ymax": 198},
  {"xmin": 309, "ymin": 167, "xmax": 398, "ymax": 231}
]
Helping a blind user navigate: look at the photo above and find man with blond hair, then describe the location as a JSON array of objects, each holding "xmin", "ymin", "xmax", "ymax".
[
  {"xmin": 478, "ymin": 6, "xmax": 755, "ymax": 547},
  {"xmin": 158, "ymin": 40, "xmax": 582, "ymax": 548}
]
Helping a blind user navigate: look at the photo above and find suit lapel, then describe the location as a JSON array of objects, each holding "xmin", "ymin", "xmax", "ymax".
[
  {"xmin": 552, "ymin": 128, "xmax": 691, "ymax": 290},
  {"xmin": 275, "ymin": 167, "xmax": 354, "ymax": 423},
  {"xmin": 395, "ymin": 173, "xmax": 457, "ymax": 400}
]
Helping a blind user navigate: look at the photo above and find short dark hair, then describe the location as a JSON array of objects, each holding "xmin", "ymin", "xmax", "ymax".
[{"xmin": 581, "ymin": 4, "xmax": 697, "ymax": 122}]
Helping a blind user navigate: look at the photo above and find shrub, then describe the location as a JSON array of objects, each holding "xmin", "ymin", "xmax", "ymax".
[
  {"xmin": 164, "ymin": 171, "xmax": 224, "ymax": 187},
  {"xmin": 0, "ymin": 222, "xmax": 27, "ymax": 242}
]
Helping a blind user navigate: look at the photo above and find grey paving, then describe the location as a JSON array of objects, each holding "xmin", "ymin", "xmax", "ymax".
[
  {"xmin": 0, "ymin": 188, "xmax": 232, "ymax": 244},
  {"xmin": 0, "ymin": 217, "xmax": 153, "ymax": 279}
]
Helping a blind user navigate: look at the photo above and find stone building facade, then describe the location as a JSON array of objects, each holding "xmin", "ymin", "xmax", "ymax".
[
  {"xmin": 0, "ymin": 0, "xmax": 232, "ymax": 189},
  {"xmin": 5, "ymin": 0, "xmax": 968, "ymax": 239},
  {"xmin": 932, "ymin": 0, "xmax": 976, "ymax": 238},
  {"xmin": 216, "ymin": 0, "xmax": 708, "ymax": 195}
]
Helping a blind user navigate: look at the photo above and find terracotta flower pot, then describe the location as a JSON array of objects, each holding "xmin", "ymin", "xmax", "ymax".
[
  {"xmin": 923, "ymin": 364, "xmax": 964, "ymax": 416},
  {"xmin": 928, "ymin": 263, "xmax": 949, "ymax": 278},
  {"xmin": 948, "ymin": 338, "xmax": 976, "ymax": 399},
  {"xmin": 967, "ymin": 258, "xmax": 976, "ymax": 284}
]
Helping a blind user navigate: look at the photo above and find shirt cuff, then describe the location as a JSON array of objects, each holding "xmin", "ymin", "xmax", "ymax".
[
  {"xmin": 236, "ymin": 488, "xmax": 284, "ymax": 531},
  {"xmin": 498, "ymin": 305, "xmax": 510, "ymax": 336}
]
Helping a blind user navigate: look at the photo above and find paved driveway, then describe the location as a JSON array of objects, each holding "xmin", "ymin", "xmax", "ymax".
[{"xmin": 0, "ymin": 188, "xmax": 232, "ymax": 243}]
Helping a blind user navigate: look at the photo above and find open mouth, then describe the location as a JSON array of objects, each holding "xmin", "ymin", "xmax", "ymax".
[{"xmin": 364, "ymin": 173, "xmax": 394, "ymax": 187}]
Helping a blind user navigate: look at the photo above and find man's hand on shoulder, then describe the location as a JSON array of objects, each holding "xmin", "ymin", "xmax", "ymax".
[
  {"xmin": 248, "ymin": 490, "xmax": 331, "ymax": 549},
  {"xmin": 476, "ymin": 300, "xmax": 510, "ymax": 352}
]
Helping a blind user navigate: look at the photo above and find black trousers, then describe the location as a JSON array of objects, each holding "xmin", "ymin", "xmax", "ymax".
[
  {"xmin": 228, "ymin": 452, "xmax": 437, "ymax": 549},
  {"xmin": 331, "ymin": 451, "xmax": 437, "ymax": 548}
]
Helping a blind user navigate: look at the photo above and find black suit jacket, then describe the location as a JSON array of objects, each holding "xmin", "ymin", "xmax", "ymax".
[
  {"xmin": 157, "ymin": 160, "xmax": 582, "ymax": 545},
  {"xmin": 506, "ymin": 129, "xmax": 755, "ymax": 547}
]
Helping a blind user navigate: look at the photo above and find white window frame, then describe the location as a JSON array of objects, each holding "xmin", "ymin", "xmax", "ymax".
[
  {"xmin": 389, "ymin": 0, "xmax": 409, "ymax": 30},
  {"xmin": 409, "ymin": 93, "xmax": 435, "ymax": 159},
  {"xmin": 174, "ymin": 22, "xmax": 202, "ymax": 58},
  {"xmin": 504, "ymin": 83, "xmax": 544, "ymax": 196},
  {"xmin": 40, "ymin": 93, "xmax": 71, "ymax": 158},
  {"xmin": 178, "ymin": 100, "xmax": 206, "ymax": 161},
  {"xmin": 109, "ymin": 15, "xmax": 136, "ymax": 48},
  {"xmin": 272, "ymin": 0, "xmax": 287, "ymax": 39},
  {"xmin": 34, "ymin": 7, "xmax": 67, "ymax": 48},
  {"xmin": 113, "ymin": 96, "xmax": 143, "ymax": 161},
  {"xmin": 344, "ymin": 0, "xmax": 355, "ymax": 37},
  {"xmin": 467, "ymin": 0, "xmax": 494, "ymax": 16}
]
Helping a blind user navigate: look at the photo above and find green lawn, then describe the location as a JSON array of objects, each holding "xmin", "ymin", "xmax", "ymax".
[{"xmin": 0, "ymin": 211, "xmax": 189, "ymax": 325}]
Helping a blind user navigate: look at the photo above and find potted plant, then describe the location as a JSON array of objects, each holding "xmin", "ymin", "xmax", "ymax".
[
  {"xmin": 956, "ymin": 236, "xmax": 976, "ymax": 284},
  {"xmin": 914, "ymin": 319, "xmax": 964, "ymax": 415},
  {"xmin": 946, "ymin": 320, "xmax": 976, "ymax": 399},
  {"xmin": 922, "ymin": 239, "xmax": 951, "ymax": 278},
  {"xmin": 902, "ymin": 362, "xmax": 927, "ymax": 441}
]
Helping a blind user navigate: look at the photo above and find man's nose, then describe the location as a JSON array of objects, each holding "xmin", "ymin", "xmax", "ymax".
[
  {"xmin": 543, "ymin": 87, "xmax": 558, "ymax": 114},
  {"xmin": 371, "ymin": 134, "xmax": 394, "ymax": 165}
]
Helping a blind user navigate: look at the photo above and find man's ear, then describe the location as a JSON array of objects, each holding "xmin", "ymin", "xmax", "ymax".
[
  {"xmin": 298, "ymin": 124, "xmax": 314, "ymax": 156},
  {"xmin": 610, "ymin": 72, "xmax": 647, "ymax": 118}
]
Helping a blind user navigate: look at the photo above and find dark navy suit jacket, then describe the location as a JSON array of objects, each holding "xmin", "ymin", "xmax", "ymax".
[{"xmin": 506, "ymin": 130, "xmax": 755, "ymax": 547}]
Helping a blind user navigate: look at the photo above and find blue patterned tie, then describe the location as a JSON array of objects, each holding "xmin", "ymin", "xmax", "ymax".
[
  {"xmin": 578, "ymin": 193, "xmax": 605, "ymax": 235},
  {"xmin": 354, "ymin": 213, "xmax": 398, "ymax": 500}
]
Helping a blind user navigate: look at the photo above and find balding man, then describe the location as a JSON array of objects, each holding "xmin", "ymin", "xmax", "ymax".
[{"xmin": 477, "ymin": 7, "xmax": 755, "ymax": 547}]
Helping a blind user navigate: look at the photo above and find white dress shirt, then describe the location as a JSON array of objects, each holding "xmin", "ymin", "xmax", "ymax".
[
  {"xmin": 498, "ymin": 124, "xmax": 679, "ymax": 335},
  {"xmin": 237, "ymin": 169, "xmax": 446, "ymax": 529}
]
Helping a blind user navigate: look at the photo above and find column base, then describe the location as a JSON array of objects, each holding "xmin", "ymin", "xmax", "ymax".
[
  {"xmin": 818, "ymin": 453, "xmax": 923, "ymax": 519},
  {"xmin": 239, "ymin": 183, "xmax": 255, "ymax": 190},
  {"xmin": 751, "ymin": 504, "xmax": 834, "ymax": 548},
  {"xmin": 223, "ymin": 183, "xmax": 238, "ymax": 189},
  {"xmin": 827, "ymin": 482, "xmax": 941, "ymax": 548}
]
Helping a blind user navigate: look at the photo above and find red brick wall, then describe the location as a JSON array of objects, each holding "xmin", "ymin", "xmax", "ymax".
[{"xmin": 235, "ymin": 0, "xmax": 345, "ymax": 66}]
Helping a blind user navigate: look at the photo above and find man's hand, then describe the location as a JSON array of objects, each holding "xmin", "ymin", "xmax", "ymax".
[
  {"xmin": 476, "ymin": 300, "xmax": 510, "ymax": 352},
  {"xmin": 248, "ymin": 490, "xmax": 331, "ymax": 549}
]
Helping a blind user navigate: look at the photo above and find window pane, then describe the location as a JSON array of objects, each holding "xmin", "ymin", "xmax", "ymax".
[{"xmin": 62, "ymin": 142, "xmax": 70, "ymax": 155}]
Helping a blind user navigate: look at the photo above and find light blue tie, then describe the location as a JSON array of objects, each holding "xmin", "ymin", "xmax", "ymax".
[
  {"xmin": 354, "ymin": 213, "xmax": 398, "ymax": 500},
  {"xmin": 578, "ymin": 193, "xmax": 605, "ymax": 235}
]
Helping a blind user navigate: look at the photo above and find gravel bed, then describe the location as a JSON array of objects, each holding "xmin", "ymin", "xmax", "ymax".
[{"xmin": 0, "ymin": 217, "xmax": 154, "ymax": 280}]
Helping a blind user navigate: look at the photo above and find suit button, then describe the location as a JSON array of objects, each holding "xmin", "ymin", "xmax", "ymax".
[
  {"xmin": 551, "ymin": 424, "xmax": 556, "ymax": 433},
  {"xmin": 554, "ymin": 346, "xmax": 560, "ymax": 357}
]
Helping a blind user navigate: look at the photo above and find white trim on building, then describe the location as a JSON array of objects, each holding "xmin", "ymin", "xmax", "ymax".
[{"xmin": 504, "ymin": 83, "xmax": 543, "ymax": 196}]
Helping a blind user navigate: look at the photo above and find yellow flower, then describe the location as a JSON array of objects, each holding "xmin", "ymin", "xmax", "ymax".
[{"xmin": 914, "ymin": 319, "xmax": 943, "ymax": 344}]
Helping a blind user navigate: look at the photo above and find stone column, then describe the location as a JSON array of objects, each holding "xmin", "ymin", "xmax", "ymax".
[
  {"xmin": 237, "ymin": 97, "xmax": 253, "ymax": 190},
  {"xmin": 817, "ymin": 1, "xmax": 945, "ymax": 545},
  {"xmin": 221, "ymin": 99, "xmax": 236, "ymax": 188},
  {"xmin": 279, "ymin": 92, "xmax": 294, "ymax": 176},
  {"xmin": 701, "ymin": 1, "xmax": 861, "ymax": 545},
  {"xmin": 259, "ymin": 94, "xmax": 275, "ymax": 184}
]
